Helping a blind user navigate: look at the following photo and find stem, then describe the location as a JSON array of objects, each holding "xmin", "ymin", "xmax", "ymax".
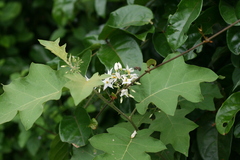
[
  {"xmin": 34, "ymin": 124, "xmax": 56, "ymax": 135},
  {"xmin": 93, "ymin": 90, "xmax": 138, "ymax": 131},
  {"xmin": 95, "ymin": 104, "xmax": 108, "ymax": 119},
  {"xmin": 206, "ymin": 19, "xmax": 240, "ymax": 41},
  {"xmin": 83, "ymin": 91, "xmax": 95, "ymax": 109},
  {"xmin": 129, "ymin": 107, "xmax": 137, "ymax": 119}
]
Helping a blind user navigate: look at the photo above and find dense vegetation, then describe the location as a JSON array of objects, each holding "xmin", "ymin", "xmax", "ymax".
[{"xmin": 0, "ymin": 0, "xmax": 240, "ymax": 159}]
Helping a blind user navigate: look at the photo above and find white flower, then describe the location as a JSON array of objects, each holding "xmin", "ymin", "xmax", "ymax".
[
  {"xmin": 122, "ymin": 76, "xmax": 132, "ymax": 85},
  {"xmin": 102, "ymin": 78, "xmax": 114, "ymax": 90},
  {"xmin": 130, "ymin": 73, "xmax": 138, "ymax": 80},
  {"xmin": 120, "ymin": 89, "xmax": 129, "ymax": 97},
  {"xmin": 107, "ymin": 68, "xmax": 113, "ymax": 75},
  {"xmin": 110, "ymin": 72, "xmax": 121, "ymax": 83},
  {"xmin": 114, "ymin": 62, "xmax": 122, "ymax": 71},
  {"xmin": 124, "ymin": 65, "xmax": 134, "ymax": 75}
]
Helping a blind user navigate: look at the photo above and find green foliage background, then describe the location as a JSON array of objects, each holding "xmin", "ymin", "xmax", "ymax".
[{"xmin": 0, "ymin": 0, "xmax": 240, "ymax": 159}]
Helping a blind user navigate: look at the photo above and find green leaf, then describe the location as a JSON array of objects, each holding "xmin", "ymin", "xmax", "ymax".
[
  {"xmin": 153, "ymin": 32, "xmax": 172, "ymax": 58},
  {"xmin": 227, "ymin": 26, "xmax": 240, "ymax": 55},
  {"xmin": 26, "ymin": 135, "xmax": 41, "ymax": 156},
  {"xmin": 231, "ymin": 53, "xmax": 240, "ymax": 68},
  {"xmin": 94, "ymin": 0, "xmax": 106, "ymax": 18},
  {"xmin": 0, "ymin": 35, "xmax": 15, "ymax": 48},
  {"xmin": 49, "ymin": 135, "xmax": 69, "ymax": 160},
  {"xmin": 65, "ymin": 73, "xmax": 109, "ymax": 105},
  {"xmin": 216, "ymin": 92, "xmax": 240, "ymax": 135},
  {"xmin": 219, "ymin": 0, "xmax": 240, "ymax": 26},
  {"xmin": 79, "ymin": 49, "xmax": 92, "ymax": 76},
  {"xmin": 149, "ymin": 109, "xmax": 198, "ymax": 156},
  {"xmin": 166, "ymin": 0, "xmax": 203, "ymax": 50},
  {"xmin": 59, "ymin": 107, "xmax": 92, "ymax": 147},
  {"xmin": 52, "ymin": 0, "xmax": 77, "ymax": 26},
  {"xmin": 89, "ymin": 126, "xmax": 166, "ymax": 160},
  {"xmin": 0, "ymin": 63, "xmax": 67, "ymax": 130},
  {"xmin": 197, "ymin": 113, "xmax": 232, "ymax": 160},
  {"xmin": 99, "ymin": 5, "xmax": 153, "ymax": 39},
  {"xmin": 71, "ymin": 143, "xmax": 103, "ymax": 160},
  {"xmin": 146, "ymin": 58, "xmax": 157, "ymax": 68},
  {"xmin": 18, "ymin": 123, "xmax": 31, "ymax": 148},
  {"xmin": 38, "ymin": 38, "xmax": 68, "ymax": 63},
  {"xmin": 97, "ymin": 33, "xmax": 143, "ymax": 69},
  {"xmin": 50, "ymin": 27, "xmax": 67, "ymax": 41},
  {"xmin": 234, "ymin": 123, "xmax": 240, "ymax": 138},
  {"xmin": 120, "ymin": 112, "xmax": 153, "ymax": 130},
  {"xmin": 232, "ymin": 68, "xmax": 240, "ymax": 91},
  {"xmin": 0, "ymin": 2, "xmax": 22, "ymax": 22},
  {"xmin": 132, "ymin": 53, "xmax": 218, "ymax": 115},
  {"xmin": 123, "ymin": 25, "xmax": 155, "ymax": 41},
  {"xmin": 179, "ymin": 83, "xmax": 223, "ymax": 111}
]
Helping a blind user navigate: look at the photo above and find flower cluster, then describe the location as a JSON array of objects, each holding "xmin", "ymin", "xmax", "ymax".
[
  {"xmin": 62, "ymin": 55, "xmax": 83, "ymax": 73},
  {"xmin": 102, "ymin": 62, "xmax": 139, "ymax": 101}
]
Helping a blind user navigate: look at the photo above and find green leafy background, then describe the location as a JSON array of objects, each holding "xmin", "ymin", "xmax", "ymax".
[{"xmin": 1, "ymin": 0, "xmax": 240, "ymax": 159}]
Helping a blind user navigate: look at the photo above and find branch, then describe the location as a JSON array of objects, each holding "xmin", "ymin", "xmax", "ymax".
[
  {"xmin": 122, "ymin": 19, "xmax": 240, "ymax": 90},
  {"xmin": 93, "ymin": 90, "xmax": 138, "ymax": 131}
]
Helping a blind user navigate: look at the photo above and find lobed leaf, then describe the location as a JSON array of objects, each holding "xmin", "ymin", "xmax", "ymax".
[
  {"xmin": 132, "ymin": 53, "xmax": 218, "ymax": 115},
  {"xmin": 150, "ymin": 109, "xmax": 198, "ymax": 156},
  {"xmin": 0, "ymin": 63, "xmax": 68, "ymax": 130},
  {"xmin": 216, "ymin": 92, "xmax": 240, "ymax": 135},
  {"xmin": 166, "ymin": 0, "xmax": 203, "ymax": 50},
  {"xmin": 89, "ymin": 126, "xmax": 166, "ymax": 160},
  {"xmin": 38, "ymin": 38, "xmax": 68, "ymax": 63},
  {"xmin": 71, "ymin": 143, "xmax": 103, "ymax": 160},
  {"xmin": 179, "ymin": 83, "xmax": 223, "ymax": 111},
  {"xmin": 59, "ymin": 107, "xmax": 92, "ymax": 147},
  {"xmin": 64, "ymin": 73, "xmax": 109, "ymax": 105}
]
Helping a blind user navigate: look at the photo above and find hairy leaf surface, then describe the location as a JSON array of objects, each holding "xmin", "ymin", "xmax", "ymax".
[
  {"xmin": 89, "ymin": 126, "xmax": 166, "ymax": 160},
  {"xmin": 166, "ymin": 0, "xmax": 203, "ymax": 50},
  {"xmin": 150, "ymin": 109, "xmax": 198, "ymax": 156},
  {"xmin": 0, "ymin": 63, "xmax": 67, "ymax": 130},
  {"xmin": 132, "ymin": 53, "xmax": 218, "ymax": 115},
  {"xmin": 65, "ymin": 73, "xmax": 109, "ymax": 105}
]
